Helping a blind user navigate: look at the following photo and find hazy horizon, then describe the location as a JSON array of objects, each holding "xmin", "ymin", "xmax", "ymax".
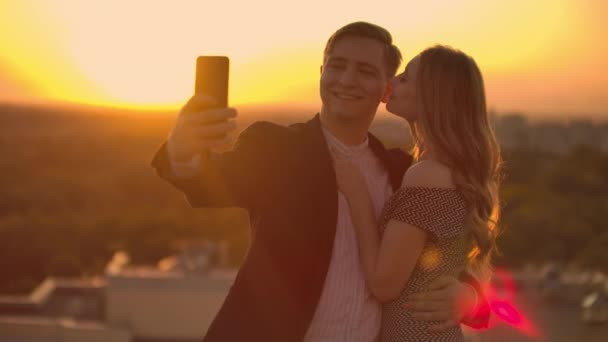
[{"xmin": 1, "ymin": 98, "xmax": 606, "ymax": 125}]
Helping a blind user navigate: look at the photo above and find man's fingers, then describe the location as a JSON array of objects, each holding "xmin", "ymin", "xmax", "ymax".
[
  {"xmin": 428, "ymin": 319, "xmax": 458, "ymax": 332},
  {"xmin": 182, "ymin": 94, "xmax": 218, "ymax": 112},
  {"xmin": 190, "ymin": 120, "xmax": 237, "ymax": 138},
  {"xmin": 410, "ymin": 311, "xmax": 450, "ymax": 322},
  {"xmin": 183, "ymin": 108, "xmax": 238, "ymax": 124},
  {"xmin": 427, "ymin": 276, "xmax": 458, "ymax": 290},
  {"xmin": 191, "ymin": 135, "xmax": 233, "ymax": 151},
  {"xmin": 403, "ymin": 300, "xmax": 449, "ymax": 312}
]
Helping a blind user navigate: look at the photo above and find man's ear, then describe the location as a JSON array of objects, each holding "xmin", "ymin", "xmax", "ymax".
[{"xmin": 381, "ymin": 82, "xmax": 393, "ymax": 103}]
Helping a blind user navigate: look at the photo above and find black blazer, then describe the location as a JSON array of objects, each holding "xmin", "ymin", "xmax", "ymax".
[{"xmin": 151, "ymin": 114, "xmax": 488, "ymax": 342}]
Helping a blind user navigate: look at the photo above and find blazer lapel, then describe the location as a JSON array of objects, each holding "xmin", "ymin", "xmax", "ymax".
[
  {"xmin": 300, "ymin": 114, "xmax": 335, "ymax": 179},
  {"xmin": 368, "ymin": 133, "xmax": 412, "ymax": 191},
  {"xmin": 296, "ymin": 113, "xmax": 338, "ymax": 231}
]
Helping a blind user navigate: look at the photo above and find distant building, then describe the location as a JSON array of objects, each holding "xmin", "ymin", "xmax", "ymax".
[
  {"xmin": 0, "ymin": 241, "xmax": 235, "ymax": 341},
  {"xmin": 530, "ymin": 122, "xmax": 569, "ymax": 154},
  {"xmin": 0, "ymin": 277, "xmax": 105, "ymax": 320},
  {"xmin": 600, "ymin": 123, "xmax": 608, "ymax": 153},
  {"xmin": 494, "ymin": 114, "xmax": 608, "ymax": 155}
]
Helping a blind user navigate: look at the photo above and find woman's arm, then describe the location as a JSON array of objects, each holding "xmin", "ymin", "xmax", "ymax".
[
  {"xmin": 334, "ymin": 160, "xmax": 428, "ymax": 302},
  {"xmin": 347, "ymin": 195, "xmax": 427, "ymax": 302}
]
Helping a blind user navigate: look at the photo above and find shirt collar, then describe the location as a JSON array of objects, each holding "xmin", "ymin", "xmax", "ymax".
[{"xmin": 321, "ymin": 126, "xmax": 369, "ymax": 159}]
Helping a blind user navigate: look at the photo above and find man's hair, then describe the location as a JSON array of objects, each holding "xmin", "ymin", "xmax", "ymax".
[{"xmin": 323, "ymin": 21, "xmax": 403, "ymax": 78}]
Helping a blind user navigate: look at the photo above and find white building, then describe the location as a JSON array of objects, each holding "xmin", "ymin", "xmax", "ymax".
[{"xmin": 0, "ymin": 242, "xmax": 236, "ymax": 341}]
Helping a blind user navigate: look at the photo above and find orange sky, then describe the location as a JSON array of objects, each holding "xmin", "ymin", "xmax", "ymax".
[{"xmin": 0, "ymin": 0, "xmax": 606, "ymax": 118}]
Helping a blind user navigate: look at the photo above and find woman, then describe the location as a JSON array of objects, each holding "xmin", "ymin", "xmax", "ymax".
[{"xmin": 334, "ymin": 45, "xmax": 502, "ymax": 341}]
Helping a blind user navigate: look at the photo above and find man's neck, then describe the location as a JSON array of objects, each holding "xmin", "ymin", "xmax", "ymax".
[{"xmin": 319, "ymin": 111, "xmax": 374, "ymax": 146}]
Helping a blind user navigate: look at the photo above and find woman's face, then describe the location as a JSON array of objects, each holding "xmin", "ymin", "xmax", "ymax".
[{"xmin": 386, "ymin": 56, "xmax": 420, "ymax": 121}]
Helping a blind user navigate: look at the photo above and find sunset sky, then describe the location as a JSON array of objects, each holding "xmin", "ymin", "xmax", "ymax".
[{"xmin": 1, "ymin": 0, "xmax": 606, "ymax": 118}]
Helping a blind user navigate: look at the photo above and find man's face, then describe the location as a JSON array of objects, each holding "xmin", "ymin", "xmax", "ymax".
[{"xmin": 320, "ymin": 36, "xmax": 390, "ymax": 123}]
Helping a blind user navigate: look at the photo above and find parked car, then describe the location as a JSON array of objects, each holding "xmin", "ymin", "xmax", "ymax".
[{"xmin": 581, "ymin": 288, "xmax": 608, "ymax": 325}]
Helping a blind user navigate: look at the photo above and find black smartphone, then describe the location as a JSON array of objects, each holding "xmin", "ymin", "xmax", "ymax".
[{"xmin": 195, "ymin": 56, "xmax": 229, "ymax": 108}]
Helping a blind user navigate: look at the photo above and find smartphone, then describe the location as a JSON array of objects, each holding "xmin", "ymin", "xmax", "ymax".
[{"xmin": 195, "ymin": 56, "xmax": 229, "ymax": 108}]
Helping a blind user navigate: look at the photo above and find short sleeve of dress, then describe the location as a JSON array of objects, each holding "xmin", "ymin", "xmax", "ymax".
[{"xmin": 384, "ymin": 187, "xmax": 468, "ymax": 241}]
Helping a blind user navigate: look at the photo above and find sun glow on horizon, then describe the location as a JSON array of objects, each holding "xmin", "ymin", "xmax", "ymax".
[{"xmin": 1, "ymin": 0, "xmax": 606, "ymax": 116}]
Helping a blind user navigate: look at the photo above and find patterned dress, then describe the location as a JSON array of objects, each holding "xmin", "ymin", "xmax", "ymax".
[{"xmin": 378, "ymin": 187, "xmax": 470, "ymax": 342}]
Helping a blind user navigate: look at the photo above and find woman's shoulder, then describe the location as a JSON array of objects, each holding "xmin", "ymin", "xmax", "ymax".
[{"xmin": 402, "ymin": 159, "xmax": 455, "ymax": 189}]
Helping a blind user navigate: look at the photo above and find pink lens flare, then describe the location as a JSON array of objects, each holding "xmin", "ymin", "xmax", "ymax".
[{"xmin": 484, "ymin": 268, "xmax": 542, "ymax": 339}]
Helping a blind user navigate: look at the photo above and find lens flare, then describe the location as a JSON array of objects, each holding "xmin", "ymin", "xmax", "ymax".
[{"xmin": 485, "ymin": 268, "xmax": 542, "ymax": 339}]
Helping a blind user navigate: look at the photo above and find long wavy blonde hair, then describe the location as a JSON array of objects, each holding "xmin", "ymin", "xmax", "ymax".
[{"xmin": 411, "ymin": 45, "xmax": 502, "ymax": 279}]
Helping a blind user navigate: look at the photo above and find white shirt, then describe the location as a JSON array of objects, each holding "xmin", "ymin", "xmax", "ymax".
[
  {"xmin": 302, "ymin": 128, "xmax": 393, "ymax": 342},
  {"xmin": 168, "ymin": 127, "xmax": 394, "ymax": 342}
]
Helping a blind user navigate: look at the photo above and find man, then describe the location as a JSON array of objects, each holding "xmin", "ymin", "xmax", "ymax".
[{"xmin": 152, "ymin": 22, "xmax": 490, "ymax": 342}]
